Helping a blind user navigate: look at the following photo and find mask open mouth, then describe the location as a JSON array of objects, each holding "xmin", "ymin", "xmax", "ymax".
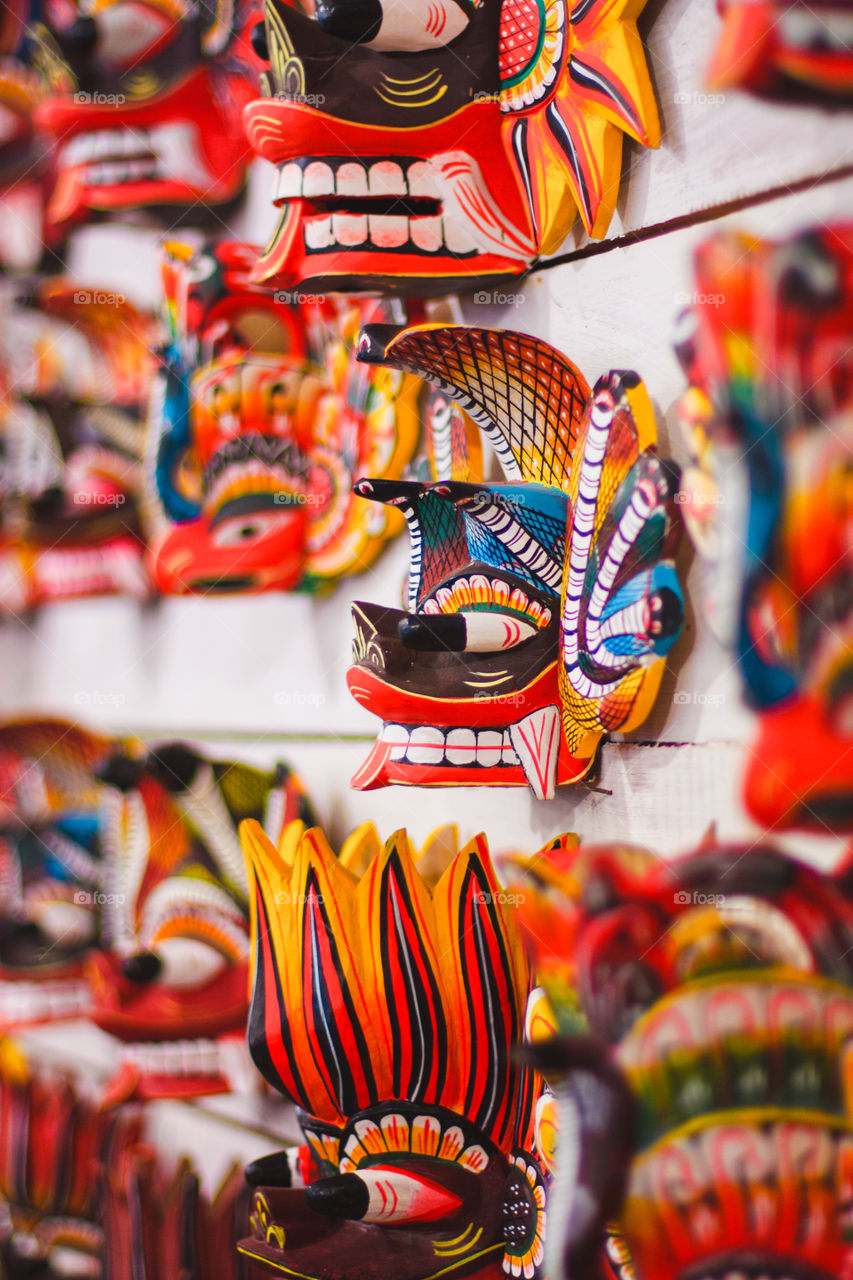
[
  {"xmin": 58, "ymin": 121, "xmax": 210, "ymax": 192},
  {"xmin": 272, "ymin": 157, "xmax": 472, "ymax": 257}
]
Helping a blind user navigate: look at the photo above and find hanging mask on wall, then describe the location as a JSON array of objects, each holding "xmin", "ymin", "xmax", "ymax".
[
  {"xmin": 238, "ymin": 818, "xmax": 547, "ymax": 1280},
  {"xmin": 242, "ymin": 0, "xmax": 660, "ymax": 293},
  {"xmin": 707, "ymin": 0, "xmax": 853, "ymax": 104},
  {"xmin": 0, "ymin": 282, "xmax": 157, "ymax": 607},
  {"xmin": 675, "ymin": 225, "xmax": 853, "ymax": 832},
  {"xmin": 0, "ymin": 718, "xmax": 114, "ymax": 1030},
  {"xmin": 511, "ymin": 836, "xmax": 853, "ymax": 1280},
  {"xmin": 346, "ymin": 324, "xmax": 685, "ymax": 797},
  {"xmin": 30, "ymin": 0, "xmax": 262, "ymax": 235},
  {"xmin": 148, "ymin": 239, "xmax": 424, "ymax": 594},
  {"xmin": 89, "ymin": 741, "xmax": 314, "ymax": 1101},
  {"xmin": 0, "ymin": 3, "xmax": 60, "ymax": 272}
]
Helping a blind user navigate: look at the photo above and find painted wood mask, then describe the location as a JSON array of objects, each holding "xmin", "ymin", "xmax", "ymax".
[
  {"xmin": 0, "ymin": 282, "xmax": 156, "ymax": 607},
  {"xmin": 0, "ymin": 718, "xmax": 113, "ymax": 1028},
  {"xmin": 0, "ymin": 3, "xmax": 58, "ymax": 272},
  {"xmin": 346, "ymin": 324, "xmax": 685, "ymax": 797},
  {"xmin": 89, "ymin": 742, "xmax": 314, "ymax": 1102},
  {"xmin": 30, "ymin": 0, "xmax": 261, "ymax": 234},
  {"xmin": 708, "ymin": 0, "xmax": 853, "ymax": 104},
  {"xmin": 510, "ymin": 836, "xmax": 853, "ymax": 1280},
  {"xmin": 149, "ymin": 240, "xmax": 423, "ymax": 594},
  {"xmin": 238, "ymin": 819, "xmax": 546, "ymax": 1280},
  {"xmin": 243, "ymin": 0, "xmax": 660, "ymax": 293},
  {"xmin": 675, "ymin": 226, "xmax": 853, "ymax": 832}
]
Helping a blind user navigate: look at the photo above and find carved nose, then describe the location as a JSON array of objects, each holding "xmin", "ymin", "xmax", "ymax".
[{"xmin": 315, "ymin": 0, "xmax": 381, "ymax": 44}]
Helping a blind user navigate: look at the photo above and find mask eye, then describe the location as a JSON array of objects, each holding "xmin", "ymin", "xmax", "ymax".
[
  {"xmin": 143, "ymin": 936, "xmax": 227, "ymax": 989},
  {"xmin": 399, "ymin": 609, "xmax": 537, "ymax": 653},
  {"xmin": 315, "ymin": 0, "xmax": 470, "ymax": 51},
  {"xmin": 211, "ymin": 508, "xmax": 297, "ymax": 547}
]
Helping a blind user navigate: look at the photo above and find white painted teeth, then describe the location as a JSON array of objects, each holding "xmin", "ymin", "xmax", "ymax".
[
  {"xmin": 123, "ymin": 1036, "xmax": 223, "ymax": 1077},
  {"xmin": 336, "ymin": 162, "xmax": 369, "ymax": 197},
  {"xmin": 380, "ymin": 723, "xmax": 519, "ymax": 768},
  {"xmin": 276, "ymin": 162, "xmax": 302, "ymax": 199},
  {"xmin": 60, "ymin": 123, "xmax": 209, "ymax": 188},
  {"xmin": 369, "ymin": 214, "xmax": 408, "ymax": 249},
  {"xmin": 406, "ymin": 161, "xmax": 440, "ymax": 198},
  {"xmin": 332, "ymin": 213, "xmax": 368, "ymax": 246},
  {"xmin": 0, "ymin": 978, "xmax": 91, "ymax": 1024},
  {"xmin": 304, "ymin": 216, "xmax": 333, "ymax": 249}
]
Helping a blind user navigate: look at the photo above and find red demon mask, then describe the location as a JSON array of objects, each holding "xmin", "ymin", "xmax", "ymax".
[
  {"xmin": 31, "ymin": 0, "xmax": 262, "ymax": 234},
  {"xmin": 708, "ymin": 0, "xmax": 853, "ymax": 103},
  {"xmin": 675, "ymin": 225, "xmax": 853, "ymax": 833},
  {"xmin": 242, "ymin": 0, "xmax": 660, "ymax": 293}
]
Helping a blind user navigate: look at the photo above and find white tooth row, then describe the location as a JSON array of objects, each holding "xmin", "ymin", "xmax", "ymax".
[
  {"xmin": 85, "ymin": 158, "xmax": 158, "ymax": 186},
  {"xmin": 0, "ymin": 979, "xmax": 92, "ymax": 1023},
  {"xmin": 33, "ymin": 543, "xmax": 149, "ymax": 601},
  {"xmin": 305, "ymin": 212, "xmax": 477, "ymax": 254},
  {"xmin": 61, "ymin": 128, "xmax": 154, "ymax": 165},
  {"xmin": 275, "ymin": 158, "xmax": 440, "ymax": 202},
  {"xmin": 122, "ymin": 1037, "xmax": 224, "ymax": 1077},
  {"xmin": 380, "ymin": 724, "xmax": 520, "ymax": 767}
]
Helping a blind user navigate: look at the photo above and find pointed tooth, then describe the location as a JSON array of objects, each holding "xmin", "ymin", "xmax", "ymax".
[
  {"xmin": 445, "ymin": 728, "xmax": 476, "ymax": 765},
  {"xmin": 303, "ymin": 161, "xmax": 335, "ymax": 197},
  {"xmin": 336, "ymin": 163, "xmax": 368, "ymax": 196},
  {"xmin": 368, "ymin": 161, "xmax": 405, "ymax": 196},
  {"xmin": 509, "ymin": 706, "xmax": 561, "ymax": 800}
]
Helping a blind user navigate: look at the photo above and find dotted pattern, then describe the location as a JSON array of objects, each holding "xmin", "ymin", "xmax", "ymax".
[{"xmin": 499, "ymin": 0, "xmax": 543, "ymax": 81}]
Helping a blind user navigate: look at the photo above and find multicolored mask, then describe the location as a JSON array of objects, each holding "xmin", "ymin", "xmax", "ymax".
[
  {"xmin": 347, "ymin": 324, "xmax": 684, "ymax": 796},
  {"xmin": 103, "ymin": 1144, "xmax": 247, "ymax": 1280},
  {"xmin": 675, "ymin": 225, "xmax": 853, "ymax": 832},
  {"xmin": 0, "ymin": 718, "xmax": 113, "ymax": 1029},
  {"xmin": 89, "ymin": 741, "xmax": 314, "ymax": 1101},
  {"xmin": 708, "ymin": 0, "xmax": 853, "ymax": 103},
  {"xmin": 512, "ymin": 836, "xmax": 853, "ymax": 1280},
  {"xmin": 149, "ymin": 240, "xmax": 424, "ymax": 594},
  {"xmin": 243, "ymin": 0, "xmax": 660, "ymax": 292},
  {"xmin": 0, "ymin": 281, "xmax": 156, "ymax": 607},
  {"xmin": 238, "ymin": 819, "xmax": 546, "ymax": 1280},
  {"xmin": 31, "ymin": 0, "xmax": 261, "ymax": 233},
  {"xmin": 0, "ymin": 4, "xmax": 58, "ymax": 272},
  {"xmin": 0, "ymin": 1047, "xmax": 139, "ymax": 1280}
]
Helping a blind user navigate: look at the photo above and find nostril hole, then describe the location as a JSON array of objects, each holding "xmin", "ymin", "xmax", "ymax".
[
  {"xmin": 121, "ymin": 950, "xmax": 162, "ymax": 983},
  {"xmin": 315, "ymin": 0, "xmax": 381, "ymax": 44},
  {"xmin": 251, "ymin": 19, "xmax": 269, "ymax": 61}
]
